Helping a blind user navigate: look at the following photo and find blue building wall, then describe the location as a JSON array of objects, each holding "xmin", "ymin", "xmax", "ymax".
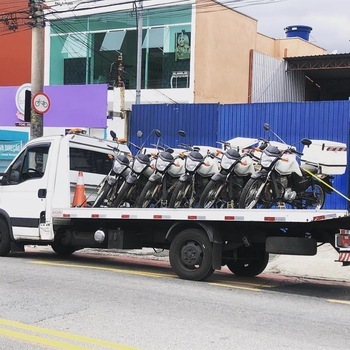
[{"xmin": 130, "ymin": 101, "xmax": 350, "ymax": 209}]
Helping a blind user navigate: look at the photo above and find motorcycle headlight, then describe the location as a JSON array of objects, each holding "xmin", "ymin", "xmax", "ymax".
[
  {"xmin": 113, "ymin": 163, "xmax": 127, "ymax": 174},
  {"xmin": 185, "ymin": 157, "xmax": 201, "ymax": 172},
  {"xmin": 133, "ymin": 159, "xmax": 148, "ymax": 174},
  {"xmin": 156, "ymin": 157, "xmax": 171, "ymax": 172},
  {"xmin": 221, "ymin": 154, "xmax": 236, "ymax": 170},
  {"xmin": 260, "ymin": 153, "xmax": 275, "ymax": 168}
]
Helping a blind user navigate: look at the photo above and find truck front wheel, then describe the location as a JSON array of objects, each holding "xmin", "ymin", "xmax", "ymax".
[
  {"xmin": 226, "ymin": 245, "xmax": 269, "ymax": 277},
  {"xmin": 169, "ymin": 229, "xmax": 214, "ymax": 281},
  {"xmin": 0, "ymin": 219, "xmax": 11, "ymax": 257}
]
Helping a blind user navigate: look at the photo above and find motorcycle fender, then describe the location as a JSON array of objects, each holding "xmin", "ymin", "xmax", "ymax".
[
  {"xmin": 125, "ymin": 173, "xmax": 138, "ymax": 185},
  {"xmin": 210, "ymin": 172, "xmax": 226, "ymax": 183},
  {"xmin": 251, "ymin": 170, "xmax": 267, "ymax": 180},
  {"xmin": 148, "ymin": 172, "xmax": 162, "ymax": 183}
]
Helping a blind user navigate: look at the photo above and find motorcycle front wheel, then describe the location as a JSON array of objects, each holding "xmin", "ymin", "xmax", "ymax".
[
  {"xmin": 238, "ymin": 178, "xmax": 267, "ymax": 209},
  {"xmin": 169, "ymin": 181, "xmax": 192, "ymax": 208},
  {"xmin": 92, "ymin": 182, "xmax": 112, "ymax": 207},
  {"xmin": 136, "ymin": 181, "xmax": 162, "ymax": 208},
  {"xmin": 198, "ymin": 180, "xmax": 226, "ymax": 208},
  {"xmin": 112, "ymin": 182, "xmax": 133, "ymax": 208}
]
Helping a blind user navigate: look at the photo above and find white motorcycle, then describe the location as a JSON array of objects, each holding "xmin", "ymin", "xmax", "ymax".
[{"xmin": 238, "ymin": 124, "xmax": 333, "ymax": 209}]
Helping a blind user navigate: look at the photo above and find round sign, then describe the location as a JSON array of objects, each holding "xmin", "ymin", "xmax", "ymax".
[
  {"xmin": 15, "ymin": 83, "xmax": 31, "ymax": 116},
  {"xmin": 32, "ymin": 92, "xmax": 51, "ymax": 114}
]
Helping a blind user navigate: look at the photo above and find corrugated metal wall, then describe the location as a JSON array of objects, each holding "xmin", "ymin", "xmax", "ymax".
[
  {"xmin": 130, "ymin": 104, "xmax": 219, "ymax": 150},
  {"xmin": 251, "ymin": 51, "xmax": 305, "ymax": 103},
  {"xmin": 130, "ymin": 101, "xmax": 350, "ymax": 209}
]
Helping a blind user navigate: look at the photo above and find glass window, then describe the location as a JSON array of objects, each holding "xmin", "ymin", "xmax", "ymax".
[
  {"xmin": 70, "ymin": 147, "xmax": 112, "ymax": 175},
  {"xmin": 50, "ymin": 5, "xmax": 192, "ymax": 89},
  {"xmin": 2, "ymin": 145, "xmax": 50, "ymax": 185}
]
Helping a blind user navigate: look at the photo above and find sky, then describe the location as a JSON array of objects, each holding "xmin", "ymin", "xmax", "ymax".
[{"xmin": 236, "ymin": 0, "xmax": 350, "ymax": 53}]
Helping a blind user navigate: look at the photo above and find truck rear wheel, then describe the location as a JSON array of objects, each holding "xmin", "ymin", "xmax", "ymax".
[
  {"xmin": 0, "ymin": 219, "xmax": 11, "ymax": 257},
  {"xmin": 226, "ymin": 245, "xmax": 269, "ymax": 277},
  {"xmin": 51, "ymin": 241, "xmax": 76, "ymax": 257},
  {"xmin": 169, "ymin": 228, "xmax": 214, "ymax": 281}
]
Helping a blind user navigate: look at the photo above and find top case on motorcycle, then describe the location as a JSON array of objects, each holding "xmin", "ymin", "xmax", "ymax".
[{"xmin": 264, "ymin": 145, "xmax": 281, "ymax": 157}]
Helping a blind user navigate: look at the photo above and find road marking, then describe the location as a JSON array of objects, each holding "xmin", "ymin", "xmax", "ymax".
[
  {"xmin": 327, "ymin": 299, "xmax": 350, "ymax": 305},
  {"xmin": 32, "ymin": 260, "xmax": 174, "ymax": 278},
  {"xmin": 0, "ymin": 318, "xmax": 138, "ymax": 349},
  {"xmin": 209, "ymin": 282, "xmax": 262, "ymax": 291}
]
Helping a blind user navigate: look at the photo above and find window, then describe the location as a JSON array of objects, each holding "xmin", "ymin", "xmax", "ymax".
[
  {"xmin": 2, "ymin": 145, "xmax": 50, "ymax": 185},
  {"xmin": 50, "ymin": 5, "xmax": 192, "ymax": 89},
  {"xmin": 70, "ymin": 147, "xmax": 112, "ymax": 175}
]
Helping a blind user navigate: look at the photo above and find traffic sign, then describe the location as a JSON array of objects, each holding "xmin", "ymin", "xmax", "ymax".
[{"xmin": 32, "ymin": 92, "xmax": 51, "ymax": 114}]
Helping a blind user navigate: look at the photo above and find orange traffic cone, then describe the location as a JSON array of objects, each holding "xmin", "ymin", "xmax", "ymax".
[{"xmin": 72, "ymin": 171, "xmax": 87, "ymax": 207}]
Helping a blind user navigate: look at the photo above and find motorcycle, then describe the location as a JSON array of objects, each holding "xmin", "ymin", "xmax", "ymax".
[
  {"xmin": 135, "ymin": 131, "xmax": 186, "ymax": 208},
  {"xmin": 112, "ymin": 130, "xmax": 161, "ymax": 208},
  {"xmin": 92, "ymin": 131, "xmax": 132, "ymax": 207},
  {"xmin": 238, "ymin": 123, "xmax": 333, "ymax": 209},
  {"xmin": 198, "ymin": 138, "xmax": 258, "ymax": 208},
  {"xmin": 169, "ymin": 131, "xmax": 220, "ymax": 208}
]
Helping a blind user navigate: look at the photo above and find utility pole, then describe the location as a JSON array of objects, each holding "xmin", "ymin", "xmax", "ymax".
[
  {"xmin": 29, "ymin": 0, "xmax": 45, "ymax": 139},
  {"xmin": 135, "ymin": 0, "xmax": 143, "ymax": 104}
]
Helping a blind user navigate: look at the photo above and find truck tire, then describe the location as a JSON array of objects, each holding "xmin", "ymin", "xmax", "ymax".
[
  {"xmin": 198, "ymin": 180, "xmax": 226, "ymax": 208},
  {"xmin": 51, "ymin": 241, "xmax": 76, "ymax": 257},
  {"xmin": 169, "ymin": 228, "xmax": 214, "ymax": 281},
  {"xmin": 0, "ymin": 219, "xmax": 11, "ymax": 257},
  {"xmin": 92, "ymin": 182, "xmax": 112, "ymax": 207},
  {"xmin": 226, "ymin": 245, "xmax": 269, "ymax": 277},
  {"xmin": 169, "ymin": 181, "xmax": 192, "ymax": 208}
]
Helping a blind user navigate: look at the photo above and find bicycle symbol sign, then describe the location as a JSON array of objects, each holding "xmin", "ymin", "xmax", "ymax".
[{"xmin": 32, "ymin": 92, "xmax": 51, "ymax": 114}]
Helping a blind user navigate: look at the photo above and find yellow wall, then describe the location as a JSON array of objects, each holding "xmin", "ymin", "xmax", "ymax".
[
  {"xmin": 194, "ymin": 1, "xmax": 326, "ymax": 103},
  {"xmin": 194, "ymin": 1, "xmax": 257, "ymax": 103}
]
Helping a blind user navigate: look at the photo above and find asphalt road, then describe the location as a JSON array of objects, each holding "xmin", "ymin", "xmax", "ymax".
[{"xmin": 1, "ymin": 247, "xmax": 350, "ymax": 350}]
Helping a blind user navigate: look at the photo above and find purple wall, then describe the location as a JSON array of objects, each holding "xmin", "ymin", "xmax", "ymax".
[{"xmin": 0, "ymin": 84, "xmax": 108, "ymax": 127}]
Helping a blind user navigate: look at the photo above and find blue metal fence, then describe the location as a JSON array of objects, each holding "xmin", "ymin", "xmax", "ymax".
[{"xmin": 130, "ymin": 101, "xmax": 350, "ymax": 209}]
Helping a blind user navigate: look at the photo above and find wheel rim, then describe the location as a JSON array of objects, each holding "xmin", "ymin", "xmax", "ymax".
[
  {"xmin": 244, "ymin": 180, "xmax": 263, "ymax": 209},
  {"xmin": 204, "ymin": 183, "xmax": 225, "ymax": 208},
  {"xmin": 174, "ymin": 184, "xmax": 191, "ymax": 208},
  {"xmin": 180, "ymin": 241, "xmax": 203, "ymax": 267},
  {"xmin": 300, "ymin": 184, "xmax": 325, "ymax": 209}
]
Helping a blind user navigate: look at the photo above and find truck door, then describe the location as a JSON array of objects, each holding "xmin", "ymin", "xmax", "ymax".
[{"xmin": 0, "ymin": 143, "xmax": 51, "ymax": 240}]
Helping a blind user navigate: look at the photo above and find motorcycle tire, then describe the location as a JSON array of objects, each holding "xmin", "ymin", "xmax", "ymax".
[
  {"xmin": 296, "ymin": 183, "xmax": 326, "ymax": 209},
  {"xmin": 169, "ymin": 181, "xmax": 192, "ymax": 208},
  {"xmin": 198, "ymin": 180, "xmax": 226, "ymax": 208},
  {"xmin": 92, "ymin": 182, "xmax": 112, "ymax": 208},
  {"xmin": 112, "ymin": 182, "xmax": 133, "ymax": 208},
  {"xmin": 136, "ymin": 181, "xmax": 162, "ymax": 208},
  {"xmin": 238, "ymin": 178, "xmax": 266, "ymax": 209}
]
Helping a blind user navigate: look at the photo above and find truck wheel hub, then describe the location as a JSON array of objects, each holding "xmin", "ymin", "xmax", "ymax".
[{"xmin": 181, "ymin": 242, "xmax": 202, "ymax": 266}]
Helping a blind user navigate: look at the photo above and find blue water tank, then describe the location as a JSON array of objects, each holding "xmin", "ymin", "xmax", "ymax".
[{"xmin": 284, "ymin": 25, "xmax": 312, "ymax": 41}]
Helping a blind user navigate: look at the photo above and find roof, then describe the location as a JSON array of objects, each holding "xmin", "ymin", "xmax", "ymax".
[{"xmin": 284, "ymin": 53, "xmax": 350, "ymax": 80}]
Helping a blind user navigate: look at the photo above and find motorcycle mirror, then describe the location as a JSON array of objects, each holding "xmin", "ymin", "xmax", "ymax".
[
  {"xmin": 263, "ymin": 123, "xmax": 270, "ymax": 131},
  {"xmin": 301, "ymin": 138, "xmax": 312, "ymax": 147},
  {"xmin": 178, "ymin": 130, "xmax": 186, "ymax": 138},
  {"xmin": 154, "ymin": 129, "xmax": 161, "ymax": 138},
  {"xmin": 137, "ymin": 130, "xmax": 143, "ymax": 138},
  {"xmin": 110, "ymin": 130, "xmax": 117, "ymax": 140}
]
